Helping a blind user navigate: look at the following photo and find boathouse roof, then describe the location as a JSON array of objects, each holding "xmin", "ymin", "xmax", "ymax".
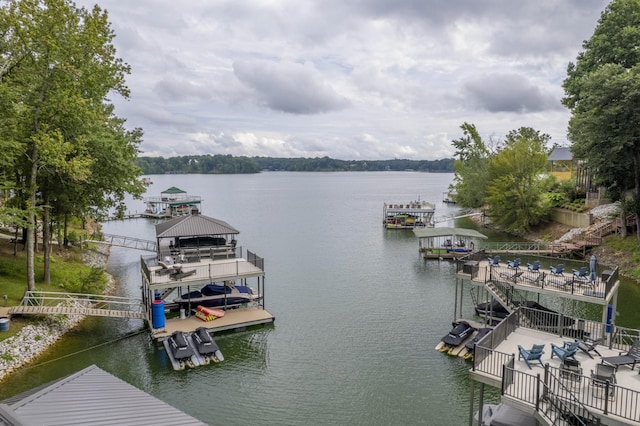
[
  {"xmin": 155, "ymin": 213, "xmax": 239, "ymax": 238},
  {"xmin": 0, "ymin": 365, "xmax": 205, "ymax": 425},
  {"xmin": 413, "ymin": 227, "xmax": 488, "ymax": 239},
  {"xmin": 161, "ymin": 186, "xmax": 187, "ymax": 195}
]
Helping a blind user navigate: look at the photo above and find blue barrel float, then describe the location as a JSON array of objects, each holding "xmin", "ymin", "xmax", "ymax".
[
  {"xmin": 152, "ymin": 300, "xmax": 165, "ymax": 329},
  {"xmin": 0, "ymin": 317, "xmax": 9, "ymax": 332}
]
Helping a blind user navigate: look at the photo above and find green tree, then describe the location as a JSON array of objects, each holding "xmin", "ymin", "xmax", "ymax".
[
  {"xmin": 1, "ymin": 0, "xmax": 143, "ymax": 288},
  {"xmin": 563, "ymin": 0, "xmax": 640, "ymax": 242},
  {"xmin": 485, "ymin": 128, "xmax": 552, "ymax": 234},
  {"xmin": 451, "ymin": 123, "xmax": 490, "ymax": 208}
]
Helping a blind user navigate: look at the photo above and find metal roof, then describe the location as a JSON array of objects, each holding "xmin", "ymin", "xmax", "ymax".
[
  {"xmin": 160, "ymin": 186, "xmax": 187, "ymax": 195},
  {"xmin": 155, "ymin": 214, "xmax": 240, "ymax": 238},
  {"xmin": 413, "ymin": 227, "xmax": 488, "ymax": 239},
  {"xmin": 1, "ymin": 365, "xmax": 206, "ymax": 425},
  {"xmin": 548, "ymin": 147, "xmax": 573, "ymax": 161}
]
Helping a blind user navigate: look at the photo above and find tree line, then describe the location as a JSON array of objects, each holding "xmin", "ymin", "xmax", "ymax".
[{"xmin": 136, "ymin": 155, "xmax": 454, "ymax": 174}]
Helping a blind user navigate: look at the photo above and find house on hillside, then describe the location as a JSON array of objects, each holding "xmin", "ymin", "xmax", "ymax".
[
  {"xmin": 548, "ymin": 147, "xmax": 604, "ymax": 206},
  {"xmin": 548, "ymin": 147, "xmax": 575, "ymax": 182}
]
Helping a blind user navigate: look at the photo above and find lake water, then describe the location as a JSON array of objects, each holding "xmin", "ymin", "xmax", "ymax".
[{"xmin": 1, "ymin": 172, "xmax": 638, "ymax": 425}]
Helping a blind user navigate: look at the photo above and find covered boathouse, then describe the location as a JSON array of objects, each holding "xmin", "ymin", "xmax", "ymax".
[
  {"xmin": 140, "ymin": 213, "xmax": 274, "ymax": 341},
  {"xmin": 143, "ymin": 186, "xmax": 202, "ymax": 218},
  {"xmin": 414, "ymin": 227, "xmax": 488, "ymax": 259}
]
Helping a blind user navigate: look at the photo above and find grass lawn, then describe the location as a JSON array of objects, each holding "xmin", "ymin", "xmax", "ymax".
[{"xmin": 0, "ymin": 238, "xmax": 107, "ymax": 342}]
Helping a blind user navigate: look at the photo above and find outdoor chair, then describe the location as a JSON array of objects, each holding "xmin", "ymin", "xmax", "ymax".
[
  {"xmin": 560, "ymin": 358, "xmax": 582, "ymax": 384},
  {"xmin": 550, "ymin": 264, "xmax": 565, "ymax": 276},
  {"xmin": 551, "ymin": 341, "xmax": 579, "ymax": 361},
  {"xmin": 573, "ymin": 267, "xmax": 588, "ymax": 281},
  {"xmin": 488, "ymin": 255, "xmax": 500, "ymax": 266},
  {"xmin": 499, "ymin": 270, "xmax": 523, "ymax": 284},
  {"xmin": 591, "ymin": 363, "xmax": 616, "ymax": 399},
  {"xmin": 507, "ymin": 258, "xmax": 521, "ymax": 270},
  {"xmin": 518, "ymin": 344, "xmax": 545, "ymax": 369},
  {"xmin": 527, "ymin": 261, "xmax": 541, "ymax": 272},
  {"xmin": 523, "ymin": 271, "xmax": 546, "ymax": 286},
  {"xmin": 601, "ymin": 340, "xmax": 640, "ymax": 370},
  {"xmin": 576, "ymin": 337, "xmax": 603, "ymax": 359}
]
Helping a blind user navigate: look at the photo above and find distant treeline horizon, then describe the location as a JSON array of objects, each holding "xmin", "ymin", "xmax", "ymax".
[{"xmin": 136, "ymin": 155, "xmax": 455, "ymax": 174}]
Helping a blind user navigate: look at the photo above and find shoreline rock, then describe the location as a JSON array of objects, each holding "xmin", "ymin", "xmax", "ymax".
[{"xmin": 0, "ymin": 244, "xmax": 112, "ymax": 380}]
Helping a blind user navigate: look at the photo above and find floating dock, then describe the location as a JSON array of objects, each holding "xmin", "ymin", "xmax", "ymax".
[{"xmin": 151, "ymin": 306, "xmax": 275, "ymax": 341}]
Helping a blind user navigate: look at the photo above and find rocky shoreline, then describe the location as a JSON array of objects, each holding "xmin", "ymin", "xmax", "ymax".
[{"xmin": 0, "ymin": 244, "xmax": 112, "ymax": 380}]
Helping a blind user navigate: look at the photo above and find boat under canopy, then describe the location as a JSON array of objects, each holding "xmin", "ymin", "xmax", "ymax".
[{"xmin": 414, "ymin": 227, "xmax": 488, "ymax": 259}]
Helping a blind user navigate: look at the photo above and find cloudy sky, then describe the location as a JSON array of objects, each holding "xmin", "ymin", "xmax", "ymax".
[{"xmin": 76, "ymin": 0, "xmax": 610, "ymax": 160}]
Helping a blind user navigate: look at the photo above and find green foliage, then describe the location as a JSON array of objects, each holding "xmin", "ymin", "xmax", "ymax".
[
  {"xmin": 563, "ymin": 0, "xmax": 640, "ymax": 241},
  {"xmin": 485, "ymin": 128, "xmax": 552, "ymax": 233},
  {"xmin": 66, "ymin": 230, "xmax": 80, "ymax": 244},
  {"xmin": 451, "ymin": 123, "xmax": 490, "ymax": 208},
  {"xmin": 562, "ymin": 199, "xmax": 589, "ymax": 213},
  {"xmin": 57, "ymin": 266, "xmax": 106, "ymax": 294},
  {"xmin": 603, "ymin": 235, "xmax": 640, "ymax": 279},
  {"xmin": 545, "ymin": 192, "xmax": 567, "ymax": 208}
]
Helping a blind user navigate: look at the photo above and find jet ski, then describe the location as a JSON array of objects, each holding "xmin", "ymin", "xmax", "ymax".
[
  {"xmin": 440, "ymin": 321, "xmax": 475, "ymax": 347},
  {"xmin": 192, "ymin": 327, "xmax": 224, "ymax": 364},
  {"xmin": 167, "ymin": 331, "xmax": 195, "ymax": 370}
]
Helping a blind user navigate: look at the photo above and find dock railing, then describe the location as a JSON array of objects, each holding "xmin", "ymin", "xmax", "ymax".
[
  {"xmin": 15, "ymin": 290, "xmax": 144, "ymax": 316},
  {"xmin": 502, "ymin": 365, "xmax": 603, "ymax": 425},
  {"xmin": 473, "ymin": 308, "xmax": 640, "ymax": 423},
  {"xmin": 480, "ymin": 262, "xmax": 618, "ymax": 303},
  {"xmin": 500, "ymin": 362, "xmax": 638, "ymax": 423},
  {"xmin": 157, "ymin": 245, "xmax": 243, "ymax": 263}
]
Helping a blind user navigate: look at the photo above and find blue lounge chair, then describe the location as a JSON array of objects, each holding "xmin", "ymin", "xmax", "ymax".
[
  {"xmin": 488, "ymin": 255, "xmax": 500, "ymax": 266},
  {"xmin": 551, "ymin": 341, "xmax": 579, "ymax": 361},
  {"xmin": 507, "ymin": 258, "xmax": 521, "ymax": 269},
  {"xmin": 550, "ymin": 264, "xmax": 565, "ymax": 276},
  {"xmin": 527, "ymin": 261, "xmax": 541, "ymax": 272},
  {"xmin": 518, "ymin": 344, "xmax": 545, "ymax": 369},
  {"xmin": 573, "ymin": 267, "xmax": 588, "ymax": 280}
]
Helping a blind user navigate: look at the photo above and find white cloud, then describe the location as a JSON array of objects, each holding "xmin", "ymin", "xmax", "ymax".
[{"xmin": 75, "ymin": 0, "xmax": 610, "ymax": 160}]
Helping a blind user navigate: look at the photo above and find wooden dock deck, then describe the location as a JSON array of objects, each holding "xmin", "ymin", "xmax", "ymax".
[{"xmin": 150, "ymin": 306, "xmax": 275, "ymax": 340}]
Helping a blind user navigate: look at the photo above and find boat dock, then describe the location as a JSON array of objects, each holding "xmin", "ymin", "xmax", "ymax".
[
  {"xmin": 383, "ymin": 199, "xmax": 436, "ymax": 229},
  {"xmin": 140, "ymin": 213, "xmax": 276, "ymax": 343},
  {"xmin": 142, "ymin": 186, "xmax": 202, "ymax": 219},
  {"xmin": 151, "ymin": 307, "xmax": 275, "ymax": 341}
]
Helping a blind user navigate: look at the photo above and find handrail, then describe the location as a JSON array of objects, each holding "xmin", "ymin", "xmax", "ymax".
[
  {"xmin": 15, "ymin": 290, "xmax": 145, "ymax": 315},
  {"xmin": 502, "ymin": 365, "xmax": 601, "ymax": 426}
]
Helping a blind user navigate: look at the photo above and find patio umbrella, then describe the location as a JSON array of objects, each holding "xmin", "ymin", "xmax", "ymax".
[{"xmin": 589, "ymin": 254, "xmax": 597, "ymax": 282}]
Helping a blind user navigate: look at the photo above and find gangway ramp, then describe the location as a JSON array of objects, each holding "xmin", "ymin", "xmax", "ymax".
[
  {"xmin": 9, "ymin": 291, "xmax": 146, "ymax": 320},
  {"xmin": 85, "ymin": 233, "xmax": 157, "ymax": 252}
]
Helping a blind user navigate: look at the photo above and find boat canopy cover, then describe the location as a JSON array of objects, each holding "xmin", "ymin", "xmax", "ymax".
[
  {"xmin": 161, "ymin": 186, "xmax": 187, "ymax": 195},
  {"xmin": 155, "ymin": 214, "xmax": 240, "ymax": 238},
  {"xmin": 412, "ymin": 227, "xmax": 488, "ymax": 239}
]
